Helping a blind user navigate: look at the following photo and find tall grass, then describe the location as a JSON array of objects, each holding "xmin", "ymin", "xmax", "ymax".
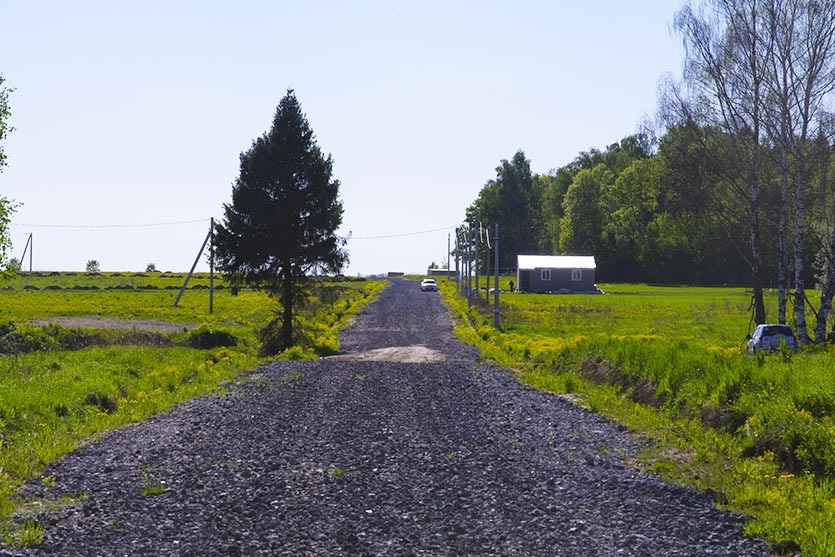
[{"xmin": 441, "ymin": 279, "xmax": 835, "ymax": 556}]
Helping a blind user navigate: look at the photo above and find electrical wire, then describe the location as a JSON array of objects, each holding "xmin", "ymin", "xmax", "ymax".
[
  {"xmin": 350, "ymin": 225, "xmax": 457, "ymax": 240},
  {"xmin": 11, "ymin": 218, "xmax": 211, "ymax": 229},
  {"xmin": 12, "ymin": 218, "xmax": 459, "ymax": 246}
]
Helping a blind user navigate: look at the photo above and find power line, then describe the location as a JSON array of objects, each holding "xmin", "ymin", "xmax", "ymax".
[
  {"xmin": 10, "ymin": 218, "xmax": 211, "ymax": 229},
  {"xmin": 350, "ymin": 225, "xmax": 456, "ymax": 240},
  {"xmin": 12, "ymin": 218, "xmax": 456, "ymax": 240}
]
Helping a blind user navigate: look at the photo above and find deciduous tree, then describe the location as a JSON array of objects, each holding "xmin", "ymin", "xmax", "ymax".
[
  {"xmin": 0, "ymin": 74, "xmax": 14, "ymax": 277},
  {"xmin": 466, "ymin": 150, "xmax": 543, "ymax": 271},
  {"xmin": 0, "ymin": 74, "xmax": 11, "ymax": 173},
  {"xmin": 0, "ymin": 198, "xmax": 15, "ymax": 278},
  {"xmin": 560, "ymin": 164, "xmax": 614, "ymax": 256}
]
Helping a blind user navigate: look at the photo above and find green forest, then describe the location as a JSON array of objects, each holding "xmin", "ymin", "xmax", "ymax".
[
  {"xmin": 466, "ymin": 0, "xmax": 835, "ymax": 345},
  {"xmin": 466, "ymin": 133, "xmax": 757, "ymax": 286}
]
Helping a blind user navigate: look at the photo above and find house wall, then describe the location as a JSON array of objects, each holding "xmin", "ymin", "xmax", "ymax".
[{"xmin": 517, "ymin": 267, "xmax": 596, "ymax": 293}]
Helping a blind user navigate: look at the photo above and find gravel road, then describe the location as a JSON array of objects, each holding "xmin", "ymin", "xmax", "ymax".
[{"xmin": 10, "ymin": 278, "xmax": 773, "ymax": 556}]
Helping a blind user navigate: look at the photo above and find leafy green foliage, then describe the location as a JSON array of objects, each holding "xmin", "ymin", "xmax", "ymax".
[
  {"xmin": 186, "ymin": 324, "xmax": 239, "ymax": 349},
  {"xmin": 464, "ymin": 130, "xmax": 767, "ymax": 286},
  {"xmin": 560, "ymin": 164, "xmax": 613, "ymax": 255},
  {"xmin": 0, "ymin": 323, "xmax": 107, "ymax": 354},
  {"xmin": 0, "ymin": 74, "xmax": 11, "ymax": 173},
  {"xmin": 0, "ymin": 197, "xmax": 16, "ymax": 279},
  {"xmin": 466, "ymin": 150, "xmax": 543, "ymax": 271}
]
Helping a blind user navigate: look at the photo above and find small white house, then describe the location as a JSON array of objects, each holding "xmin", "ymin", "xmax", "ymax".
[{"xmin": 516, "ymin": 255, "xmax": 597, "ymax": 293}]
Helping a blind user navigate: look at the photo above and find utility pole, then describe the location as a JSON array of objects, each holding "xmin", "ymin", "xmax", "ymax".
[
  {"xmin": 474, "ymin": 220, "xmax": 480, "ymax": 306},
  {"xmin": 485, "ymin": 226, "xmax": 491, "ymax": 305},
  {"xmin": 494, "ymin": 223, "xmax": 500, "ymax": 329},
  {"xmin": 175, "ymin": 220, "xmax": 214, "ymax": 312},
  {"xmin": 19, "ymin": 233, "xmax": 33, "ymax": 272},
  {"xmin": 454, "ymin": 228, "xmax": 460, "ymax": 290},
  {"xmin": 447, "ymin": 233, "xmax": 450, "ymax": 281},
  {"xmin": 209, "ymin": 217, "xmax": 214, "ymax": 314},
  {"xmin": 466, "ymin": 224, "xmax": 471, "ymax": 305}
]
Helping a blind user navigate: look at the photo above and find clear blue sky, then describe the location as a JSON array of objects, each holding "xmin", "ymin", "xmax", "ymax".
[{"xmin": 0, "ymin": 1, "xmax": 684, "ymax": 275}]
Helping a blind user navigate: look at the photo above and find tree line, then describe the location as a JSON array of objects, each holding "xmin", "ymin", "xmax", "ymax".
[
  {"xmin": 466, "ymin": 0, "xmax": 835, "ymax": 344},
  {"xmin": 465, "ymin": 134, "xmax": 753, "ymax": 287}
]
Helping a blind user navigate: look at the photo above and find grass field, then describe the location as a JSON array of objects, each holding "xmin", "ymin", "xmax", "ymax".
[
  {"xmin": 0, "ymin": 271, "xmax": 267, "ymax": 326},
  {"xmin": 0, "ymin": 272, "xmax": 385, "ymax": 547},
  {"xmin": 441, "ymin": 278, "xmax": 835, "ymax": 557}
]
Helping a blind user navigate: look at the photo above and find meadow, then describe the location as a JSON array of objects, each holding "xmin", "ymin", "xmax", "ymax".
[
  {"xmin": 0, "ymin": 272, "xmax": 385, "ymax": 546},
  {"xmin": 441, "ymin": 279, "xmax": 835, "ymax": 557}
]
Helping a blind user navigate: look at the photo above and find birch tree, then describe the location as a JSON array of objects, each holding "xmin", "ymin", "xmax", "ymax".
[
  {"xmin": 673, "ymin": 0, "xmax": 771, "ymax": 324},
  {"xmin": 760, "ymin": 0, "xmax": 835, "ymax": 343},
  {"xmin": 787, "ymin": 1, "xmax": 835, "ymax": 344},
  {"xmin": 0, "ymin": 75, "xmax": 15, "ymax": 277},
  {"xmin": 673, "ymin": 0, "xmax": 835, "ymax": 342}
]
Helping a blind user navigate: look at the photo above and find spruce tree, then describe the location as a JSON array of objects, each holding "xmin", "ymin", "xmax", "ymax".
[{"xmin": 215, "ymin": 90, "xmax": 347, "ymax": 353}]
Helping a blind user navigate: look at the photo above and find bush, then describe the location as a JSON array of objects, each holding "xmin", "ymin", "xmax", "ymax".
[
  {"xmin": 186, "ymin": 325, "xmax": 239, "ymax": 350},
  {"xmin": 0, "ymin": 323, "xmax": 105, "ymax": 355},
  {"xmin": 84, "ymin": 391, "xmax": 118, "ymax": 414},
  {"xmin": 0, "ymin": 324, "xmax": 56, "ymax": 354}
]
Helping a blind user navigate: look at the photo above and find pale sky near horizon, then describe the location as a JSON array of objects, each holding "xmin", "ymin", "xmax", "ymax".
[{"xmin": 0, "ymin": 1, "xmax": 685, "ymax": 275}]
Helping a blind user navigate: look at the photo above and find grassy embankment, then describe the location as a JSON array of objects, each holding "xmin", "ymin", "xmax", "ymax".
[
  {"xmin": 440, "ymin": 278, "xmax": 835, "ymax": 557},
  {"xmin": 0, "ymin": 271, "xmax": 385, "ymax": 546}
]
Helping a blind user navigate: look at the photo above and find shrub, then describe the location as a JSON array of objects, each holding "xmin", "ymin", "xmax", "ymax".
[
  {"xmin": 0, "ymin": 324, "xmax": 56, "ymax": 354},
  {"xmin": 186, "ymin": 325, "xmax": 239, "ymax": 350},
  {"xmin": 0, "ymin": 324, "xmax": 104, "ymax": 355},
  {"xmin": 84, "ymin": 391, "xmax": 118, "ymax": 414}
]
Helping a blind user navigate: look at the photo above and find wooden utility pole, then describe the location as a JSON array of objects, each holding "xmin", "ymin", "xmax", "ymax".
[
  {"xmin": 494, "ymin": 223, "xmax": 500, "ymax": 329},
  {"xmin": 19, "ymin": 233, "xmax": 33, "ymax": 272},
  {"xmin": 454, "ymin": 228, "xmax": 460, "ymax": 290},
  {"xmin": 175, "ymin": 220, "xmax": 214, "ymax": 312},
  {"xmin": 485, "ymin": 226, "xmax": 491, "ymax": 305},
  {"xmin": 474, "ymin": 220, "xmax": 480, "ymax": 306},
  {"xmin": 209, "ymin": 217, "xmax": 214, "ymax": 314}
]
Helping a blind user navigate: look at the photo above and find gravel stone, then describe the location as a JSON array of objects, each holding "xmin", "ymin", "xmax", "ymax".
[{"xmin": 8, "ymin": 278, "xmax": 773, "ymax": 556}]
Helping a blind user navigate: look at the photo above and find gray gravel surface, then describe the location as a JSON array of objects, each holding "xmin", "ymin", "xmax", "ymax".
[{"xmin": 9, "ymin": 278, "xmax": 773, "ymax": 556}]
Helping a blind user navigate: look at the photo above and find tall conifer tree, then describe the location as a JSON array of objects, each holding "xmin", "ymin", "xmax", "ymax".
[{"xmin": 215, "ymin": 90, "xmax": 347, "ymax": 353}]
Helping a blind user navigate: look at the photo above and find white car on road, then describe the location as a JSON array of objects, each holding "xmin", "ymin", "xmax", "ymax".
[{"xmin": 420, "ymin": 279, "xmax": 438, "ymax": 292}]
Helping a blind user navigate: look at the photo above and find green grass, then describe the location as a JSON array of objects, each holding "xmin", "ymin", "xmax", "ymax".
[
  {"xmin": 0, "ymin": 271, "xmax": 272, "ymax": 326},
  {"xmin": 141, "ymin": 462, "xmax": 167, "ymax": 496},
  {"xmin": 441, "ymin": 279, "xmax": 835, "ymax": 556},
  {"xmin": 0, "ymin": 272, "xmax": 385, "ymax": 546}
]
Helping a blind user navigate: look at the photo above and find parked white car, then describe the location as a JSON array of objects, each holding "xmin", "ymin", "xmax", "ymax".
[
  {"xmin": 747, "ymin": 324, "xmax": 798, "ymax": 354},
  {"xmin": 420, "ymin": 279, "xmax": 438, "ymax": 292}
]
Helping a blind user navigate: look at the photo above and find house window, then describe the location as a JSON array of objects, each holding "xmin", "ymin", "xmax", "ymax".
[
  {"xmin": 571, "ymin": 269, "xmax": 582, "ymax": 281},
  {"xmin": 541, "ymin": 269, "xmax": 551, "ymax": 281}
]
